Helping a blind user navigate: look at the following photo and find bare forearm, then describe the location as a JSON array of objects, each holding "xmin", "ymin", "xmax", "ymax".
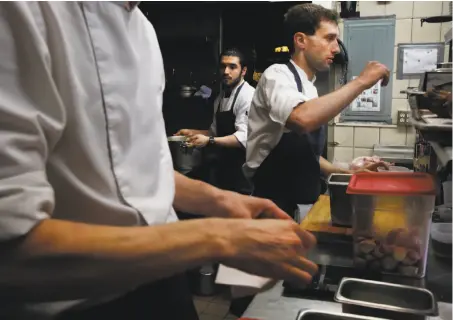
[
  {"xmin": 173, "ymin": 171, "xmax": 229, "ymax": 217},
  {"xmin": 195, "ymin": 129, "xmax": 209, "ymax": 135},
  {"xmin": 0, "ymin": 218, "xmax": 226, "ymax": 302},
  {"xmin": 319, "ymin": 156, "xmax": 351, "ymax": 175},
  {"xmin": 287, "ymin": 78, "xmax": 366, "ymax": 133},
  {"xmin": 214, "ymin": 135, "xmax": 242, "ymax": 148}
]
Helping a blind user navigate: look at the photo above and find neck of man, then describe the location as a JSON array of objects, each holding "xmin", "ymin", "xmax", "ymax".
[
  {"xmin": 291, "ymin": 52, "xmax": 316, "ymax": 81},
  {"xmin": 223, "ymin": 77, "xmax": 244, "ymax": 98}
]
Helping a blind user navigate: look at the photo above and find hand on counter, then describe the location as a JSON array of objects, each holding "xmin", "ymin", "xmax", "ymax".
[{"xmin": 221, "ymin": 218, "xmax": 318, "ymax": 286}]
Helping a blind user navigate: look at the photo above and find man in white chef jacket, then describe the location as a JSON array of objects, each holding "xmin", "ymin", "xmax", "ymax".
[
  {"xmin": 177, "ymin": 48, "xmax": 255, "ymax": 194},
  {"xmin": 0, "ymin": 2, "xmax": 318, "ymax": 319},
  {"xmin": 245, "ymin": 3, "xmax": 391, "ymax": 219}
]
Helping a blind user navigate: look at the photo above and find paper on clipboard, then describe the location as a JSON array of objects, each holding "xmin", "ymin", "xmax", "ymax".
[{"xmin": 403, "ymin": 48, "xmax": 438, "ymax": 74}]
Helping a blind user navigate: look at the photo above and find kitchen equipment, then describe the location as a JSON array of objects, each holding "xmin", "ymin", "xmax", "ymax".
[
  {"xmin": 347, "ymin": 173, "xmax": 436, "ymax": 278},
  {"xmin": 296, "ymin": 310, "xmax": 387, "ymax": 320},
  {"xmin": 334, "ymin": 278, "xmax": 438, "ymax": 320},
  {"xmin": 168, "ymin": 136, "xmax": 201, "ymax": 174},
  {"xmin": 373, "ymin": 145, "xmax": 414, "ymax": 166},
  {"xmin": 327, "ymin": 174, "xmax": 353, "ymax": 227},
  {"xmin": 430, "ymin": 222, "xmax": 452, "ymax": 259},
  {"xmin": 179, "ymin": 85, "xmax": 197, "ymax": 98},
  {"xmin": 299, "ymin": 195, "xmax": 352, "ymax": 236}
]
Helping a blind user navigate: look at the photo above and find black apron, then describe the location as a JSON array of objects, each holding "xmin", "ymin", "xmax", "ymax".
[
  {"xmin": 212, "ymin": 82, "xmax": 251, "ymax": 194},
  {"xmin": 59, "ymin": 274, "xmax": 199, "ymax": 320},
  {"xmin": 252, "ymin": 62, "xmax": 326, "ymax": 216}
]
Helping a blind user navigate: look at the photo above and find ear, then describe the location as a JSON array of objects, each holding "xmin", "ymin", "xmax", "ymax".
[
  {"xmin": 241, "ymin": 66, "xmax": 247, "ymax": 77},
  {"xmin": 293, "ymin": 32, "xmax": 306, "ymax": 51}
]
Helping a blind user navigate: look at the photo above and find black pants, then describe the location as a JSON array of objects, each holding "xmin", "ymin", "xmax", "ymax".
[{"xmin": 59, "ymin": 274, "xmax": 199, "ymax": 320}]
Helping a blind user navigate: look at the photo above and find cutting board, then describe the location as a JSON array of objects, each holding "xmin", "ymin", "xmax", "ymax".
[{"xmin": 299, "ymin": 195, "xmax": 352, "ymax": 236}]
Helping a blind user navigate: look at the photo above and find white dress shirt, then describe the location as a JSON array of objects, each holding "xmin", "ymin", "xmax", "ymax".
[
  {"xmin": 0, "ymin": 2, "xmax": 176, "ymax": 318},
  {"xmin": 209, "ymin": 80, "xmax": 255, "ymax": 147},
  {"xmin": 244, "ymin": 60, "xmax": 318, "ymax": 178}
]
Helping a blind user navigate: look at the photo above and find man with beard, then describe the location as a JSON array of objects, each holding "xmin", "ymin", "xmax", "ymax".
[
  {"xmin": 177, "ymin": 48, "xmax": 255, "ymax": 194},
  {"xmin": 244, "ymin": 3, "xmax": 390, "ymax": 219}
]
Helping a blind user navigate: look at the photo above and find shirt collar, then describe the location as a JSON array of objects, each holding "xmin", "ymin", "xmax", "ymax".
[
  {"xmin": 289, "ymin": 59, "xmax": 316, "ymax": 84},
  {"xmin": 111, "ymin": 1, "xmax": 140, "ymax": 12}
]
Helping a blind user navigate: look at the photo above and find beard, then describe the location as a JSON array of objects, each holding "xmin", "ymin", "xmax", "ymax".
[{"xmin": 221, "ymin": 74, "xmax": 242, "ymax": 90}]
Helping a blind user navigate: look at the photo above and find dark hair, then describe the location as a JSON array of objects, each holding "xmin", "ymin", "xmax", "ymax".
[
  {"xmin": 219, "ymin": 48, "xmax": 247, "ymax": 68},
  {"xmin": 284, "ymin": 4, "xmax": 339, "ymax": 53}
]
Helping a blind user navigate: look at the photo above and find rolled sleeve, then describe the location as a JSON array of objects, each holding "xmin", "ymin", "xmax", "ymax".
[
  {"xmin": 262, "ymin": 67, "xmax": 310, "ymax": 125},
  {"xmin": 0, "ymin": 3, "xmax": 65, "ymax": 241},
  {"xmin": 233, "ymin": 92, "xmax": 252, "ymax": 148}
]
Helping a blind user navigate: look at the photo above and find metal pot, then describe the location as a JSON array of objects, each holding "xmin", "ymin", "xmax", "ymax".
[{"xmin": 168, "ymin": 139, "xmax": 201, "ymax": 174}]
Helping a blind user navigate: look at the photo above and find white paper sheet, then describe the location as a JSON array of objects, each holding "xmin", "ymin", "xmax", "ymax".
[
  {"xmin": 403, "ymin": 48, "xmax": 438, "ymax": 74},
  {"xmin": 215, "ymin": 265, "xmax": 272, "ymax": 288}
]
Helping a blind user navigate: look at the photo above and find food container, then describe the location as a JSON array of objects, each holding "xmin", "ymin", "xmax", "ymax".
[
  {"xmin": 296, "ymin": 310, "xmax": 387, "ymax": 320},
  {"xmin": 430, "ymin": 222, "xmax": 452, "ymax": 259},
  {"xmin": 334, "ymin": 278, "xmax": 438, "ymax": 320},
  {"xmin": 377, "ymin": 166, "xmax": 412, "ymax": 172},
  {"xmin": 327, "ymin": 174, "xmax": 353, "ymax": 226},
  {"xmin": 346, "ymin": 173, "xmax": 436, "ymax": 278}
]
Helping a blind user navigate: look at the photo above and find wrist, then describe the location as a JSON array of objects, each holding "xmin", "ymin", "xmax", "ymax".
[
  {"xmin": 353, "ymin": 77, "xmax": 369, "ymax": 92},
  {"xmin": 205, "ymin": 218, "xmax": 236, "ymax": 260}
]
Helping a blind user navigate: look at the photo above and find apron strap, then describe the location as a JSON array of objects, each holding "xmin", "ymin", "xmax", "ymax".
[
  {"xmin": 217, "ymin": 81, "xmax": 246, "ymax": 114},
  {"xmin": 286, "ymin": 62, "xmax": 303, "ymax": 93}
]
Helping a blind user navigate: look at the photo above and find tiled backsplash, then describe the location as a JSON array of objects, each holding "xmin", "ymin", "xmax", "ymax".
[{"xmin": 327, "ymin": 124, "xmax": 415, "ymax": 163}]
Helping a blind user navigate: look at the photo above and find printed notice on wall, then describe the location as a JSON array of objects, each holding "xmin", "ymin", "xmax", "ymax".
[
  {"xmin": 403, "ymin": 48, "xmax": 438, "ymax": 74},
  {"xmin": 350, "ymin": 77, "xmax": 381, "ymax": 112}
]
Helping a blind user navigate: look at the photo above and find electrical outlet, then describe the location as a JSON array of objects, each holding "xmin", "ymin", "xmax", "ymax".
[{"xmin": 397, "ymin": 110, "xmax": 410, "ymax": 126}]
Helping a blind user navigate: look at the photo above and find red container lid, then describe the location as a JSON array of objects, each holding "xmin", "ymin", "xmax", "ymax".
[{"xmin": 346, "ymin": 172, "xmax": 436, "ymax": 196}]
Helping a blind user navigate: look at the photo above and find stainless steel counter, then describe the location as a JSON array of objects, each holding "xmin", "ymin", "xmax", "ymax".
[{"xmin": 242, "ymin": 205, "xmax": 453, "ymax": 320}]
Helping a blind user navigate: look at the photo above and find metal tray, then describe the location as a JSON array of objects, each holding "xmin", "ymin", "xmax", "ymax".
[
  {"xmin": 334, "ymin": 278, "xmax": 438, "ymax": 320},
  {"xmin": 296, "ymin": 310, "xmax": 388, "ymax": 320}
]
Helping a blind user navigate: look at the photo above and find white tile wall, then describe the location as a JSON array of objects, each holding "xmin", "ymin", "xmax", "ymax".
[
  {"xmin": 395, "ymin": 19, "xmax": 413, "ymax": 44},
  {"xmin": 412, "ymin": 19, "xmax": 442, "ymax": 42},
  {"xmin": 406, "ymin": 127, "xmax": 417, "ymax": 146},
  {"xmin": 409, "ymin": 77, "xmax": 421, "ymax": 88},
  {"xmin": 442, "ymin": 1, "xmax": 452, "ymax": 15},
  {"xmin": 333, "ymin": 126, "xmax": 354, "ymax": 147},
  {"xmin": 386, "ymin": 1, "xmax": 414, "ymax": 19},
  {"xmin": 354, "ymin": 127, "xmax": 380, "ymax": 148},
  {"xmin": 333, "ymin": 147, "xmax": 354, "ymax": 162},
  {"xmin": 358, "ymin": 1, "xmax": 386, "ymax": 17},
  {"xmin": 353, "ymin": 147, "xmax": 373, "ymax": 158},
  {"xmin": 392, "ymin": 74, "xmax": 410, "ymax": 99},
  {"xmin": 413, "ymin": 1, "xmax": 443, "ymax": 18},
  {"xmin": 379, "ymin": 127, "xmax": 407, "ymax": 145}
]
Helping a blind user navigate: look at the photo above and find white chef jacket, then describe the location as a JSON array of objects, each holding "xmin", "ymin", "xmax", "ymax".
[
  {"xmin": 209, "ymin": 80, "xmax": 255, "ymax": 147},
  {"xmin": 0, "ymin": 2, "xmax": 176, "ymax": 318},
  {"xmin": 244, "ymin": 60, "xmax": 318, "ymax": 178}
]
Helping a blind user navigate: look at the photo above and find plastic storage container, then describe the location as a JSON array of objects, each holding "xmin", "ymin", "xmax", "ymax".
[
  {"xmin": 346, "ymin": 173, "xmax": 436, "ymax": 278},
  {"xmin": 327, "ymin": 174, "xmax": 353, "ymax": 226}
]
